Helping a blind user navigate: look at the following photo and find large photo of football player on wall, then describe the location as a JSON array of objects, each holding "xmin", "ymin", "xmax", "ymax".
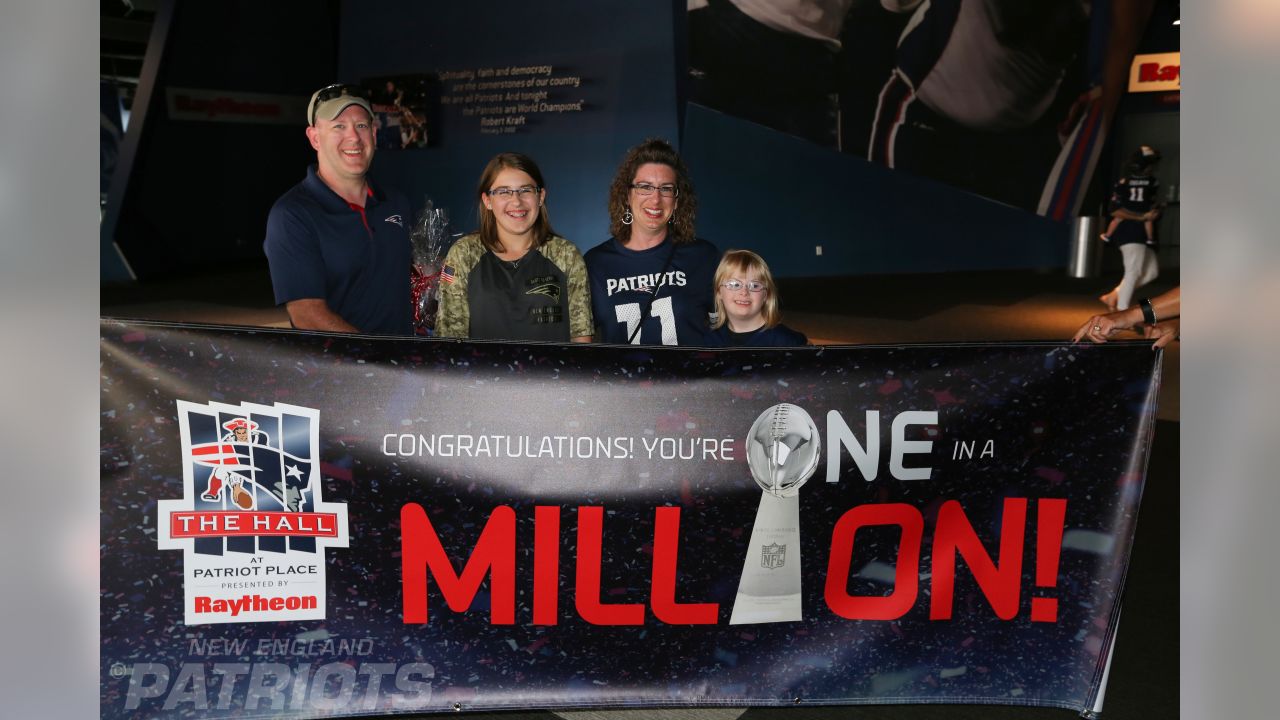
[{"xmin": 686, "ymin": 0, "xmax": 1158, "ymax": 216}]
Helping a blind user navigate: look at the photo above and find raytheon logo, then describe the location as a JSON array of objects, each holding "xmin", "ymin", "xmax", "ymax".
[
  {"xmin": 1128, "ymin": 52, "xmax": 1181, "ymax": 93},
  {"xmin": 193, "ymin": 593, "xmax": 318, "ymax": 616},
  {"xmin": 158, "ymin": 400, "xmax": 349, "ymax": 625}
]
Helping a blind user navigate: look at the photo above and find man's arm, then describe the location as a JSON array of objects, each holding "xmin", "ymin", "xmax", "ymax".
[
  {"xmin": 1142, "ymin": 319, "xmax": 1180, "ymax": 349},
  {"xmin": 286, "ymin": 299, "xmax": 360, "ymax": 332},
  {"xmin": 1072, "ymin": 286, "xmax": 1180, "ymax": 345},
  {"xmin": 1149, "ymin": 286, "xmax": 1179, "ymax": 319},
  {"xmin": 266, "ymin": 201, "xmax": 363, "ymax": 332}
]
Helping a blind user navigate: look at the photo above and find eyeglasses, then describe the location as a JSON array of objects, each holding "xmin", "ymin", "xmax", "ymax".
[
  {"xmin": 309, "ymin": 83, "xmax": 368, "ymax": 125},
  {"xmin": 487, "ymin": 185, "xmax": 540, "ymax": 200},
  {"xmin": 721, "ymin": 279, "xmax": 765, "ymax": 293},
  {"xmin": 631, "ymin": 182, "xmax": 679, "ymax": 198}
]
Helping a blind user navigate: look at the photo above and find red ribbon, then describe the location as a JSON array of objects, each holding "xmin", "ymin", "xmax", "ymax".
[{"xmin": 410, "ymin": 265, "xmax": 440, "ymax": 332}]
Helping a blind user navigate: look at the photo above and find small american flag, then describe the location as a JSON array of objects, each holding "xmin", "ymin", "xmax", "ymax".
[{"xmin": 441, "ymin": 264, "xmax": 455, "ymax": 284}]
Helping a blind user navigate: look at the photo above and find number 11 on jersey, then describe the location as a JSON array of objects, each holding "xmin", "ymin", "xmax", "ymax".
[{"xmin": 615, "ymin": 297, "xmax": 677, "ymax": 345}]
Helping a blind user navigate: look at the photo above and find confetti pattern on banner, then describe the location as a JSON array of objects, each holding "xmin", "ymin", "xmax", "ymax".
[{"xmin": 100, "ymin": 320, "xmax": 1160, "ymax": 718}]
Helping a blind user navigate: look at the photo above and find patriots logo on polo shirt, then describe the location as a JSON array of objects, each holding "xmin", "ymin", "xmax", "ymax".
[{"xmin": 384, "ymin": 214, "xmax": 404, "ymax": 227}]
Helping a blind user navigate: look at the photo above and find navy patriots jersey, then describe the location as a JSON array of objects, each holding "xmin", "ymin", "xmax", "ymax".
[
  {"xmin": 584, "ymin": 237, "xmax": 720, "ymax": 346},
  {"xmin": 1114, "ymin": 174, "xmax": 1160, "ymax": 214}
]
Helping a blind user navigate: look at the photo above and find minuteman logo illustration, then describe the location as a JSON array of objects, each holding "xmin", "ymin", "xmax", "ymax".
[{"xmin": 158, "ymin": 400, "xmax": 349, "ymax": 626}]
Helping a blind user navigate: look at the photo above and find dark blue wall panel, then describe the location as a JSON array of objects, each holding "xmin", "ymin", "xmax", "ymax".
[
  {"xmin": 681, "ymin": 104, "xmax": 1070, "ymax": 277},
  {"xmin": 338, "ymin": 1, "xmax": 680, "ymax": 253}
]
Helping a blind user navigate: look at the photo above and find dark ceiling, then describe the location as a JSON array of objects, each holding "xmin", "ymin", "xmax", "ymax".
[
  {"xmin": 100, "ymin": 0, "xmax": 157, "ymax": 107},
  {"xmin": 98, "ymin": 0, "xmax": 1179, "ymax": 111}
]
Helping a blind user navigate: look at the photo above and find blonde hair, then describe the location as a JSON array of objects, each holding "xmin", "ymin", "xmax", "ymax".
[{"xmin": 712, "ymin": 250, "xmax": 780, "ymax": 330}]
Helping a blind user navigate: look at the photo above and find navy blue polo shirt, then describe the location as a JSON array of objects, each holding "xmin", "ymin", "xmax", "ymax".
[{"xmin": 264, "ymin": 165, "xmax": 413, "ymax": 335}]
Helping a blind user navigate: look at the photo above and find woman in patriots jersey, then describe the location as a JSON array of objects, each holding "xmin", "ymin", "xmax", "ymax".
[{"xmin": 584, "ymin": 138, "xmax": 720, "ymax": 345}]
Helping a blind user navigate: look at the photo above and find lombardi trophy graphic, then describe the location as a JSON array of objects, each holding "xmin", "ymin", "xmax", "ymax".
[{"xmin": 730, "ymin": 403, "xmax": 821, "ymax": 624}]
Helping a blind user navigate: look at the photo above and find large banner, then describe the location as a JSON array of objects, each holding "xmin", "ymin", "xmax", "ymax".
[{"xmin": 101, "ymin": 320, "xmax": 1161, "ymax": 717}]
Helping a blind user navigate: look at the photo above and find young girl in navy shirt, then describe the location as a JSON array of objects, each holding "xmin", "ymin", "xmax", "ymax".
[{"xmin": 703, "ymin": 250, "xmax": 807, "ymax": 347}]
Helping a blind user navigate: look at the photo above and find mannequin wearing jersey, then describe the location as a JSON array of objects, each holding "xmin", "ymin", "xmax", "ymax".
[{"xmin": 585, "ymin": 138, "xmax": 720, "ymax": 346}]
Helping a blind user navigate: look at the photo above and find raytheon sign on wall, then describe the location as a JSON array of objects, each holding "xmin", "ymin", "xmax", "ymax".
[{"xmin": 1128, "ymin": 52, "xmax": 1181, "ymax": 93}]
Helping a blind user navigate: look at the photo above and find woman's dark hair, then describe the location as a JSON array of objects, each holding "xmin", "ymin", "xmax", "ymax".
[
  {"xmin": 476, "ymin": 152, "xmax": 555, "ymax": 252},
  {"xmin": 606, "ymin": 138, "xmax": 698, "ymax": 244}
]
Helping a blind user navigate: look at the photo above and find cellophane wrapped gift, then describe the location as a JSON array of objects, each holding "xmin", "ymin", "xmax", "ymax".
[{"xmin": 408, "ymin": 199, "xmax": 455, "ymax": 336}]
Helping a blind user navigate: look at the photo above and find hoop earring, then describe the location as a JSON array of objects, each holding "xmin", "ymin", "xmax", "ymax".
[{"xmin": 622, "ymin": 210, "xmax": 633, "ymax": 225}]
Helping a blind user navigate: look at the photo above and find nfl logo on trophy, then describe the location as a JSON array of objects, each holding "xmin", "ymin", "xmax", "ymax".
[
  {"xmin": 760, "ymin": 542, "xmax": 787, "ymax": 570},
  {"xmin": 730, "ymin": 403, "xmax": 821, "ymax": 624}
]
